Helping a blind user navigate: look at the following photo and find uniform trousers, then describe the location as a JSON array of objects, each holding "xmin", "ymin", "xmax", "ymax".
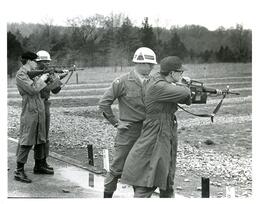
[{"xmin": 104, "ymin": 122, "xmax": 143, "ymax": 193}]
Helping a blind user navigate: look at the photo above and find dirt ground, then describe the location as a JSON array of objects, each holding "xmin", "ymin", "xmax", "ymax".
[
  {"xmin": 51, "ymin": 118, "xmax": 251, "ymax": 198},
  {"xmin": 7, "ymin": 65, "xmax": 252, "ymax": 198},
  {"xmin": 8, "ymin": 95, "xmax": 252, "ymax": 198}
]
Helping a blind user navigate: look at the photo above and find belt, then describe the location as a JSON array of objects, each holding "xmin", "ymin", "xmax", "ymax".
[
  {"xmin": 146, "ymin": 113, "xmax": 176, "ymax": 121},
  {"xmin": 119, "ymin": 120, "xmax": 144, "ymax": 124}
]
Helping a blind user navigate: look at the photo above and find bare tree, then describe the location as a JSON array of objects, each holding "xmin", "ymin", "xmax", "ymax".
[{"xmin": 67, "ymin": 14, "xmax": 105, "ymax": 66}]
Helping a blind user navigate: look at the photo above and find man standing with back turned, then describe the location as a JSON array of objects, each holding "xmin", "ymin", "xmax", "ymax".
[{"xmin": 99, "ymin": 47, "xmax": 157, "ymax": 198}]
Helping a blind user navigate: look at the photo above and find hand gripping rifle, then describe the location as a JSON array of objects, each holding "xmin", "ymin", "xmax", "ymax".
[{"xmin": 178, "ymin": 79, "xmax": 240, "ymax": 122}]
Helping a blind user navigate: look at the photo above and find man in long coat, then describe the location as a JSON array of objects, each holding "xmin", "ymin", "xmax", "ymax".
[
  {"xmin": 121, "ymin": 56, "xmax": 192, "ymax": 197},
  {"xmin": 99, "ymin": 47, "xmax": 157, "ymax": 198},
  {"xmin": 14, "ymin": 51, "xmax": 50, "ymax": 183}
]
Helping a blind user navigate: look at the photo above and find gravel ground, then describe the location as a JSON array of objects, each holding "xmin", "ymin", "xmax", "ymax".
[
  {"xmin": 8, "ymin": 64, "xmax": 252, "ymax": 197},
  {"xmin": 7, "ymin": 95, "xmax": 252, "ymax": 197},
  {"xmin": 7, "ymin": 71, "xmax": 252, "ymax": 197}
]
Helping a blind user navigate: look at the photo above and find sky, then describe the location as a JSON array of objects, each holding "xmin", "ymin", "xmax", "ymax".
[{"xmin": 3, "ymin": 0, "xmax": 255, "ymax": 30}]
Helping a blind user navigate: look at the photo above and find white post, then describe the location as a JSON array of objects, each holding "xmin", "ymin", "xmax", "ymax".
[
  {"xmin": 226, "ymin": 186, "xmax": 235, "ymax": 198},
  {"xmin": 103, "ymin": 149, "xmax": 109, "ymax": 171}
]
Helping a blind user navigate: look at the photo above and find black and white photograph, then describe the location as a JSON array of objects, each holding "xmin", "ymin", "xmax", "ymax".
[{"xmin": 1, "ymin": 0, "xmax": 254, "ymax": 201}]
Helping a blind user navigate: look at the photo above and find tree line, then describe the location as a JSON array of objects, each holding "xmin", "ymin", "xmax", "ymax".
[{"xmin": 7, "ymin": 14, "xmax": 252, "ymax": 77}]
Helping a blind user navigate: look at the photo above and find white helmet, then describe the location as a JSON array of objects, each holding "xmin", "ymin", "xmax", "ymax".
[
  {"xmin": 36, "ymin": 50, "xmax": 51, "ymax": 61},
  {"xmin": 132, "ymin": 47, "xmax": 157, "ymax": 64}
]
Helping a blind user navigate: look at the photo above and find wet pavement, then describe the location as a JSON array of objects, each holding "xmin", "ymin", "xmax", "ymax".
[{"xmin": 7, "ymin": 138, "xmax": 144, "ymax": 198}]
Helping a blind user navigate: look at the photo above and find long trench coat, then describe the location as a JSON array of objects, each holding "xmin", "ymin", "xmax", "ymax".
[
  {"xmin": 16, "ymin": 65, "xmax": 47, "ymax": 145},
  {"xmin": 121, "ymin": 73, "xmax": 191, "ymax": 190}
]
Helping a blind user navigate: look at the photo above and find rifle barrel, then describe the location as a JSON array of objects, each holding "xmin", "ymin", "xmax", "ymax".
[
  {"xmin": 202, "ymin": 85, "xmax": 240, "ymax": 95},
  {"xmin": 49, "ymin": 65, "xmax": 85, "ymax": 71},
  {"xmin": 202, "ymin": 86, "xmax": 217, "ymax": 94},
  {"xmin": 225, "ymin": 91, "xmax": 240, "ymax": 95}
]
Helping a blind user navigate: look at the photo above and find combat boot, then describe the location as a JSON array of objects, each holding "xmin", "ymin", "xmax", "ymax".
[
  {"xmin": 14, "ymin": 162, "xmax": 32, "ymax": 183},
  {"xmin": 33, "ymin": 159, "xmax": 54, "ymax": 174},
  {"xmin": 42, "ymin": 157, "xmax": 54, "ymax": 171},
  {"xmin": 160, "ymin": 185, "xmax": 175, "ymax": 198},
  {"xmin": 104, "ymin": 191, "xmax": 114, "ymax": 198}
]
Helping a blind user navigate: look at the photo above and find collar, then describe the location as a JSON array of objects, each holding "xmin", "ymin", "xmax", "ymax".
[
  {"xmin": 153, "ymin": 72, "xmax": 176, "ymax": 85},
  {"xmin": 134, "ymin": 69, "xmax": 146, "ymax": 83},
  {"xmin": 128, "ymin": 70, "xmax": 144, "ymax": 86}
]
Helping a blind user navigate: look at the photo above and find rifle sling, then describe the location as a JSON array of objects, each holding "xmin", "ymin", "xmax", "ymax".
[
  {"xmin": 177, "ymin": 93, "xmax": 226, "ymax": 123},
  {"xmin": 61, "ymin": 70, "xmax": 74, "ymax": 88},
  {"xmin": 177, "ymin": 104, "xmax": 213, "ymax": 118}
]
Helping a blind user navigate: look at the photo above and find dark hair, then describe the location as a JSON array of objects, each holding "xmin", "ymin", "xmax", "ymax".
[{"xmin": 21, "ymin": 58, "xmax": 28, "ymax": 65}]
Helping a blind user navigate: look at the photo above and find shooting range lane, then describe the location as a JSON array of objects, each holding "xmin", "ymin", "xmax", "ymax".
[{"xmin": 7, "ymin": 74, "xmax": 252, "ymax": 197}]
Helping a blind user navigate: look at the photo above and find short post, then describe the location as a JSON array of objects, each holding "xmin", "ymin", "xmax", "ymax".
[
  {"xmin": 226, "ymin": 186, "xmax": 235, "ymax": 198},
  {"xmin": 76, "ymin": 72, "xmax": 79, "ymax": 84},
  {"xmin": 87, "ymin": 144, "xmax": 94, "ymax": 166},
  {"xmin": 89, "ymin": 173, "xmax": 94, "ymax": 187},
  {"xmin": 201, "ymin": 177, "xmax": 210, "ymax": 198},
  {"xmin": 103, "ymin": 149, "xmax": 110, "ymax": 171}
]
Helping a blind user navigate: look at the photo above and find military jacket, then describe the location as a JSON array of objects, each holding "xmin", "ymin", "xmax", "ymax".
[{"xmin": 98, "ymin": 70, "xmax": 146, "ymax": 126}]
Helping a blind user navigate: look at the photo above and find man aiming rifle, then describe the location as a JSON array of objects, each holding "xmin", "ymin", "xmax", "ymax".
[{"xmin": 15, "ymin": 51, "xmax": 49, "ymax": 183}]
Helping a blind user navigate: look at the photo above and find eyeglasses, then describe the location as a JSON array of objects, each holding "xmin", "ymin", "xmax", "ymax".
[{"xmin": 39, "ymin": 60, "xmax": 50, "ymax": 63}]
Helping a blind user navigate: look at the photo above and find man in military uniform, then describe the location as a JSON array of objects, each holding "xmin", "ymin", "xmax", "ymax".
[
  {"xmin": 121, "ymin": 56, "xmax": 192, "ymax": 197},
  {"xmin": 15, "ymin": 51, "xmax": 50, "ymax": 183},
  {"xmin": 99, "ymin": 47, "xmax": 157, "ymax": 198},
  {"xmin": 33, "ymin": 50, "xmax": 68, "ymax": 174}
]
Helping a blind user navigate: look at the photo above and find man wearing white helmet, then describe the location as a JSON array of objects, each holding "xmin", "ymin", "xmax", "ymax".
[
  {"xmin": 121, "ymin": 56, "xmax": 192, "ymax": 197},
  {"xmin": 33, "ymin": 50, "xmax": 68, "ymax": 174},
  {"xmin": 99, "ymin": 47, "xmax": 157, "ymax": 198}
]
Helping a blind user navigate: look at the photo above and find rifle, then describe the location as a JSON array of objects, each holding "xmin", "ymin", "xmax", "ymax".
[
  {"xmin": 178, "ymin": 78, "xmax": 240, "ymax": 122},
  {"xmin": 188, "ymin": 79, "xmax": 240, "ymax": 104},
  {"xmin": 27, "ymin": 65, "xmax": 84, "ymax": 79},
  {"xmin": 27, "ymin": 69, "xmax": 63, "ymax": 79},
  {"xmin": 27, "ymin": 65, "xmax": 84, "ymax": 88}
]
